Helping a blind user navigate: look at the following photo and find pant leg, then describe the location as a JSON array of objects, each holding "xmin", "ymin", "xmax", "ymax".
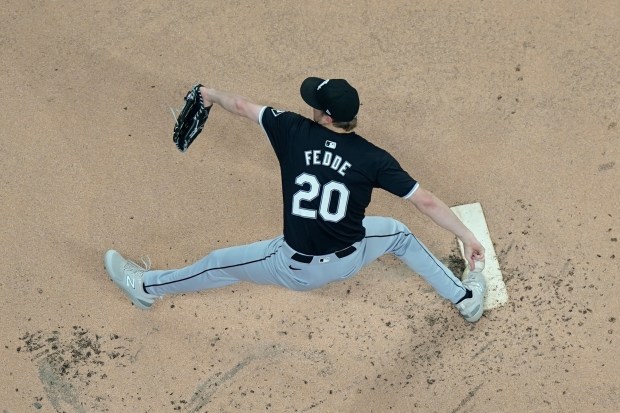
[
  {"xmin": 361, "ymin": 216, "xmax": 466, "ymax": 303},
  {"xmin": 143, "ymin": 236, "xmax": 300, "ymax": 295}
]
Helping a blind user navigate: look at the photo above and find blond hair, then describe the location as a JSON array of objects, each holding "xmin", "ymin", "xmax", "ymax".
[{"xmin": 332, "ymin": 117, "xmax": 358, "ymax": 132}]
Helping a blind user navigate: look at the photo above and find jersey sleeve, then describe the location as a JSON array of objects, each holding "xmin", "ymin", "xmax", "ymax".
[
  {"xmin": 259, "ymin": 107, "xmax": 304, "ymax": 161},
  {"xmin": 375, "ymin": 150, "xmax": 418, "ymax": 198}
]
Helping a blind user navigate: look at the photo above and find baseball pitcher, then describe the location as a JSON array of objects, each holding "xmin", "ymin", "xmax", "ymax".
[{"xmin": 105, "ymin": 77, "xmax": 487, "ymax": 322}]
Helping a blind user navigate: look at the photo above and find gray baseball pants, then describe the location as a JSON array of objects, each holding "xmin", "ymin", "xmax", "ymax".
[{"xmin": 143, "ymin": 216, "xmax": 467, "ymax": 304}]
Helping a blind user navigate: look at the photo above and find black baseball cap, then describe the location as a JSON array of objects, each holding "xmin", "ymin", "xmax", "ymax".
[{"xmin": 300, "ymin": 77, "xmax": 360, "ymax": 122}]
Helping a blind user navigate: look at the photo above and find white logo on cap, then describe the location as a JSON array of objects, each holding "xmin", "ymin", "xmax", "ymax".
[{"xmin": 317, "ymin": 79, "xmax": 330, "ymax": 90}]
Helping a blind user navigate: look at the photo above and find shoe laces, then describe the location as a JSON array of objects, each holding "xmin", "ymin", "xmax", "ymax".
[
  {"xmin": 124, "ymin": 257, "xmax": 163, "ymax": 300},
  {"xmin": 124, "ymin": 256, "xmax": 151, "ymax": 277}
]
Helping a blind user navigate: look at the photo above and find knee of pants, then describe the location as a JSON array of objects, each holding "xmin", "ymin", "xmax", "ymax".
[
  {"xmin": 364, "ymin": 216, "xmax": 411, "ymax": 236},
  {"xmin": 392, "ymin": 237, "xmax": 412, "ymax": 257},
  {"xmin": 392, "ymin": 218, "xmax": 412, "ymax": 233},
  {"xmin": 393, "ymin": 224, "xmax": 416, "ymax": 257}
]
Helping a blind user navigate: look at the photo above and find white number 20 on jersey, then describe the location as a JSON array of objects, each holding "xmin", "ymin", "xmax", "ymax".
[{"xmin": 292, "ymin": 173, "xmax": 350, "ymax": 222}]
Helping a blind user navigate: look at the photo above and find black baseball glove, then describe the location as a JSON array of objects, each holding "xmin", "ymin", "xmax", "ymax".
[{"xmin": 173, "ymin": 84, "xmax": 212, "ymax": 152}]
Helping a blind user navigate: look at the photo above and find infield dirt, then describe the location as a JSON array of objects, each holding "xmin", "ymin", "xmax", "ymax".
[{"xmin": 1, "ymin": 1, "xmax": 618, "ymax": 412}]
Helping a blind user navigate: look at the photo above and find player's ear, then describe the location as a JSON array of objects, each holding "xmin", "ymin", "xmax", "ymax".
[{"xmin": 322, "ymin": 113, "xmax": 334, "ymax": 124}]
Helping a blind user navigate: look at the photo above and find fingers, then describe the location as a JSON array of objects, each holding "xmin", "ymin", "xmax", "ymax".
[
  {"xmin": 199, "ymin": 86, "xmax": 212, "ymax": 106},
  {"xmin": 466, "ymin": 256, "xmax": 485, "ymax": 271},
  {"xmin": 471, "ymin": 249, "xmax": 485, "ymax": 270},
  {"xmin": 464, "ymin": 249, "xmax": 477, "ymax": 271},
  {"xmin": 464, "ymin": 244, "xmax": 485, "ymax": 271}
]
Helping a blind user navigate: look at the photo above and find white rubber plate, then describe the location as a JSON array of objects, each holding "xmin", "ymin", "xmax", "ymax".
[{"xmin": 451, "ymin": 203, "xmax": 508, "ymax": 310}]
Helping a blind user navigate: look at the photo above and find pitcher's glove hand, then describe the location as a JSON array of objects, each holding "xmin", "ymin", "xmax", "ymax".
[{"xmin": 173, "ymin": 84, "xmax": 212, "ymax": 152}]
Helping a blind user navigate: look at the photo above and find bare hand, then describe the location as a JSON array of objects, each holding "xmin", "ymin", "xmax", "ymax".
[
  {"xmin": 199, "ymin": 86, "xmax": 213, "ymax": 106},
  {"xmin": 462, "ymin": 238, "xmax": 485, "ymax": 271}
]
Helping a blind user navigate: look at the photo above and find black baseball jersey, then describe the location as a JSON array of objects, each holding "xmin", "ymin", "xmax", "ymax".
[{"xmin": 260, "ymin": 107, "xmax": 418, "ymax": 255}]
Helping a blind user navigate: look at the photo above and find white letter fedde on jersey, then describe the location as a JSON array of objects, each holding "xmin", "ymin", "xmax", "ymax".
[
  {"xmin": 304, "ymin": 150, "xmax": 352, "ymax": 177},
  {"xmin": 322, "ymin": 151, "xmax": 332, "ymax": 166}
]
